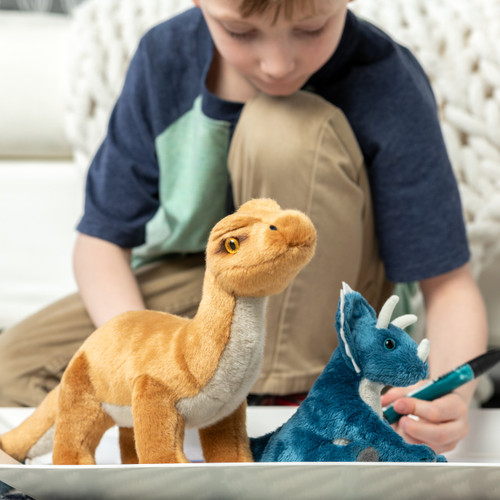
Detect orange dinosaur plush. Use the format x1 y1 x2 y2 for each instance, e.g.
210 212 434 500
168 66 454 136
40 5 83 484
0 198 316 465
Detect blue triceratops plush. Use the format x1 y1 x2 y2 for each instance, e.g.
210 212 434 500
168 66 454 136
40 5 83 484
251 283 446 463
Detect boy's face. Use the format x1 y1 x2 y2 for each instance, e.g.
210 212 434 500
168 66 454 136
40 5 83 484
194 0 351 98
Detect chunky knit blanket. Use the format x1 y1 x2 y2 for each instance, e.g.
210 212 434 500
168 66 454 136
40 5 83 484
352 0 500 277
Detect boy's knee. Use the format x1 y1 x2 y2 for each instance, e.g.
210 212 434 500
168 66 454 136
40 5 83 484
229 90 364 186
236 92 335 157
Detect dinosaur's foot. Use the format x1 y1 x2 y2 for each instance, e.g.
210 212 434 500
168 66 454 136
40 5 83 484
356 447 379 462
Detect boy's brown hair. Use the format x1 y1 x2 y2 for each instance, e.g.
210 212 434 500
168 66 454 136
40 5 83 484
239 0 316 21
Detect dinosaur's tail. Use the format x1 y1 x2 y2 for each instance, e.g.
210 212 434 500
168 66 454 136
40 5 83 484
249 431 275 461
0 385 59 463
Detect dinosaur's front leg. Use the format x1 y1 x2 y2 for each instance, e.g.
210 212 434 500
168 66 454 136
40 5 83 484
131 375 189 463
119 427 139 464
198 401 253 462
366 419 443 462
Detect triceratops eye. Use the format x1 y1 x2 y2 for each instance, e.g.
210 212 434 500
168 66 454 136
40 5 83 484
384 338 396 351
224 237 240 254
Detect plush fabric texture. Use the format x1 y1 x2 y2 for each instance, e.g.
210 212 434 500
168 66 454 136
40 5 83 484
251 284 447 463
0 199 316 465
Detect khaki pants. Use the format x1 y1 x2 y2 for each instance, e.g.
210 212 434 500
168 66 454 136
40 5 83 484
0 91 390 407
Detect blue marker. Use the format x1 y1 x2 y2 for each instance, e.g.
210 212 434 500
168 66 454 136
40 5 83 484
384 349 500 424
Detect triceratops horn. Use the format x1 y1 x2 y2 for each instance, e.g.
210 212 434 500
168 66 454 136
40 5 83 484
417 338 430 362
376 295 399 329
391 314 418 331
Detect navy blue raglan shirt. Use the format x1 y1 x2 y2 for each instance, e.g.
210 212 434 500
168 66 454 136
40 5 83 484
77 7 470 282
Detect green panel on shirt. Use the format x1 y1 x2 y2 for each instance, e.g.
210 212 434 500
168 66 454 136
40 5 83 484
131 96 231 268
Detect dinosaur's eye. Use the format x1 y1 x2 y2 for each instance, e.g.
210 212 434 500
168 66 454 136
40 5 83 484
269 225 277 231
384 338 396 351
224 237 240 254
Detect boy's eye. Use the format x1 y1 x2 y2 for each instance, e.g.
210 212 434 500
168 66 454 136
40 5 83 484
295 26 325 38
226 29 257 40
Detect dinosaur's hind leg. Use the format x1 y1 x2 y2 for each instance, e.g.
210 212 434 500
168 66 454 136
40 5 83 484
199 402 253 462
304 440 380 462
0 386 60 463
52 353 113 465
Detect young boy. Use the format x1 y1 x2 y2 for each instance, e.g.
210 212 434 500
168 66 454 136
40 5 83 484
0 0 487 455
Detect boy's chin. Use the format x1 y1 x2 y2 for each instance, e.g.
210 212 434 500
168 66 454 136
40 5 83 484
238 72 308 98
256 84 304 97
263 89 299 97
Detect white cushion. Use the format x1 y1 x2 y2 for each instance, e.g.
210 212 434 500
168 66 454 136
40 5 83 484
0 160 84 328
0 12 72 158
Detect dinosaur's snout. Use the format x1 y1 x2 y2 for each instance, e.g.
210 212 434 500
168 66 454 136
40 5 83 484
274 211 317 249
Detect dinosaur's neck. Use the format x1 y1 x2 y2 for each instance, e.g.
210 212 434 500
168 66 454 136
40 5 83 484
308 352 385 419
189 269 235 347
359 378 384 418
193 270 235 328
187 294 267 427
176 271 267 427
330 351 385 418
185 270 266 386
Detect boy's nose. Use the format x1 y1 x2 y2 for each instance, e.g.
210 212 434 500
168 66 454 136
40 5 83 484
260 45 295 80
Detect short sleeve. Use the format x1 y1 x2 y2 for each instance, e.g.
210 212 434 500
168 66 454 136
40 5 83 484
77 37 160 248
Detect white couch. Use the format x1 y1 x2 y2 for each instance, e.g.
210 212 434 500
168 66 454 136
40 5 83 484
1 0 500 356
0 11 84 327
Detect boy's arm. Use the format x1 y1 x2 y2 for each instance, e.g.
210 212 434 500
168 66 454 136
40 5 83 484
421 263 488 402
381 263 488 453
73 233 146 328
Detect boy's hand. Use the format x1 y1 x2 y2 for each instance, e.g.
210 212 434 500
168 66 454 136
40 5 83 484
381 384 469 453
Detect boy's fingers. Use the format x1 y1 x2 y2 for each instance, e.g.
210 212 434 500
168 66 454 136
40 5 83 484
399 413 468 453
380 387 407 406
391 393 469 453
381 380 428 407
382 380 428 406
393 392 467 423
